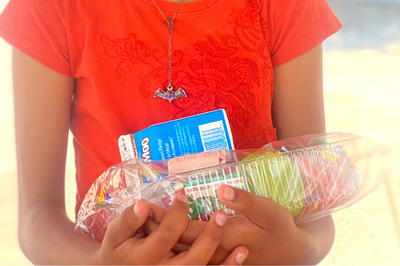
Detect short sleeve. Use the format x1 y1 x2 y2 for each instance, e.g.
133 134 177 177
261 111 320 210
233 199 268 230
0 0 72 76
269 0 341 67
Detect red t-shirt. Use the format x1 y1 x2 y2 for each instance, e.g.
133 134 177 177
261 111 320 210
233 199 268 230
0 0 341 215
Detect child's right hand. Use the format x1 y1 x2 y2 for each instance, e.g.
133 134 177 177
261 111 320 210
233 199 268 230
93 194 248 265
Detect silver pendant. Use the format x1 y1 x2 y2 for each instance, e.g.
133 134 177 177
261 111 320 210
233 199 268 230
153 83 187 102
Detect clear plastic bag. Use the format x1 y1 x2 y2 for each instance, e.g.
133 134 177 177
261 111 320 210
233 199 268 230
75 132 382 242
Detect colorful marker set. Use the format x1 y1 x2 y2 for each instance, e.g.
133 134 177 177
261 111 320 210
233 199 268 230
75 132 376 242
154 140 358 222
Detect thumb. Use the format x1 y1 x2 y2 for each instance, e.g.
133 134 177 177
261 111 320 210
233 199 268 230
102 199 150 249
217 185 293 230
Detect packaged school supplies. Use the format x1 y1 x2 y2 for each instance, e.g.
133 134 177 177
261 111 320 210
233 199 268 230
118 109 234 162
75 132 381 242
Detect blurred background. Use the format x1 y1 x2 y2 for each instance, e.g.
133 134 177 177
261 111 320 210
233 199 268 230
0 0 399 264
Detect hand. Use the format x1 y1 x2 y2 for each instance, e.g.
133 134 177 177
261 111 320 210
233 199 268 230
94 194 249 265
145 185 329 265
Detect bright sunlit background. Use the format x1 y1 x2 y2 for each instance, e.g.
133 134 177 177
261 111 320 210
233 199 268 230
1 0 399 264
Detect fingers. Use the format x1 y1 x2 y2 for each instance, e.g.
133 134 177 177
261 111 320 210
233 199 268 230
143 194 190 262
217 185 293 230
142 215 159 236
148 203 167 224
102 199 149 249
180 211 227 265
142 204 166 237
145 205 207 246
143 216 192 253
176 220 207 249
143 215 208 253
220 246 249 265
143 203 167 235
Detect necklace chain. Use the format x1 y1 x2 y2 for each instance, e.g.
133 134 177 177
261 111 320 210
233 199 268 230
152 0 184 86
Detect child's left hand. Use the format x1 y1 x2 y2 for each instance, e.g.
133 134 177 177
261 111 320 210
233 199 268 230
144 185 335 265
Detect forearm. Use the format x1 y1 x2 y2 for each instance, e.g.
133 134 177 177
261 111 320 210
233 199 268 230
19 200 100 265
11 48 99 264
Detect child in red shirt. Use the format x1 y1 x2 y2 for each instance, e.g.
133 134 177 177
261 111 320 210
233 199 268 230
0 0 341 264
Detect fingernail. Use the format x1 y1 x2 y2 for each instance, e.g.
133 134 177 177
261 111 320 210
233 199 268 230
215 213 227 227
223 186 235 201
134 203 140 216
236 252 248 264
176 194 188 204
148 209 154 218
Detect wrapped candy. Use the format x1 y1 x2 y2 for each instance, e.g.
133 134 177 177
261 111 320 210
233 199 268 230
75 132 381 242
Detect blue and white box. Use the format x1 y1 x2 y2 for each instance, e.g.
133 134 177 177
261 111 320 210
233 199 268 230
118 109 234 162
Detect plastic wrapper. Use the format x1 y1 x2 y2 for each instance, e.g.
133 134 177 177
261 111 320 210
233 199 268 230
75 132 382 242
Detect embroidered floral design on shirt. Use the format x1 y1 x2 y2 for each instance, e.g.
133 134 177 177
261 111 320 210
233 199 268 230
193 35 239 58
100 33 165 84
227 0 263 52
154 35 273 149
100 0 276 148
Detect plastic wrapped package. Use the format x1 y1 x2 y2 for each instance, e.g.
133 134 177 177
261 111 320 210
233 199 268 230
75 132 381 242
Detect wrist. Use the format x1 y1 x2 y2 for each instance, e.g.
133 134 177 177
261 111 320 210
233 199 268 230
296 215 336 265
297 227 321 265
90 250 103 265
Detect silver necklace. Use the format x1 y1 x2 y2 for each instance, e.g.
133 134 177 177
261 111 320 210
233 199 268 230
153 0 187 103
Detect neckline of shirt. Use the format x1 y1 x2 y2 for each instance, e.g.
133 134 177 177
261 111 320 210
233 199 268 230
137 0 221 14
